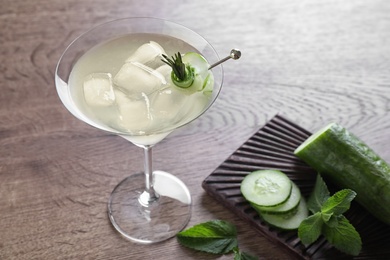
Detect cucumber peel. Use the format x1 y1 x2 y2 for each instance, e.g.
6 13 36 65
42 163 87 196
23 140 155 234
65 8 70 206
170 66 195 88
260 198 309 230
162 52 213 94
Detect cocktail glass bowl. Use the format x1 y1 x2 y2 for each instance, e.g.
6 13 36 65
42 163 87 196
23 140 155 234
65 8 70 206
55 17 223 244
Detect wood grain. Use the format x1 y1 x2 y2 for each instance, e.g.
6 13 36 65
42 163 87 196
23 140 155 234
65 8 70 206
1 0 390 259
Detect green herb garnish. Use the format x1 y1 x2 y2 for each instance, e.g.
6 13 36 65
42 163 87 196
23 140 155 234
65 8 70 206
177 220 258 259
177 220 237 254
161 52 195 88
298 174 362 256
233 247 259 260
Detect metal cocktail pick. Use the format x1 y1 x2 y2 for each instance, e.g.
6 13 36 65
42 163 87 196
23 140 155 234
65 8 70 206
209 49 241 70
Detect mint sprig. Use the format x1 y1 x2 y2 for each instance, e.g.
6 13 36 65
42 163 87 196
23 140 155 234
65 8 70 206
177 220 258 259
161 52 195 88
307 172 330 212
298 174 362 256
233 247 259 260
323 215 362 255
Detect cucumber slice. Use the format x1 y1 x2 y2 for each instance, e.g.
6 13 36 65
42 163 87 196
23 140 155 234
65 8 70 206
252 181 301 214
182 52 209 75
260 197 308 230
202 71 214 95
241 170 292 207
181 52 213 93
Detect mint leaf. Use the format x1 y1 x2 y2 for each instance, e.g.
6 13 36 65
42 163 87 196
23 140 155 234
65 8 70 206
298 212 323 245
321 212 333 222
298 174 361 256
323 215 362 256
233 247 259 260
307 174 330 213
325 214 341 228
177 220 238 254
321 189 356 215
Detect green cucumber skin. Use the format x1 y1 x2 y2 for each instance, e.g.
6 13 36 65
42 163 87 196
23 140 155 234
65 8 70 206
259 198 308 230
294 123 390 226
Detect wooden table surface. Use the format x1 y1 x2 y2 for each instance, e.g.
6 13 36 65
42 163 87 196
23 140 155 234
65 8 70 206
1 0 389 259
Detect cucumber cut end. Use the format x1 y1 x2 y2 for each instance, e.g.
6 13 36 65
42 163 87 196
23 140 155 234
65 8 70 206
294 123 336 155
241 170 292 207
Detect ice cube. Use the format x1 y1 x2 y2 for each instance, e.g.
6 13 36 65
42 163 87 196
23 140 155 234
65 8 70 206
179 93 208 121
83 73 115 107
126 41 166 68
155 64 171 79
150 85 189 124
113 61 166 98
114 89 152 131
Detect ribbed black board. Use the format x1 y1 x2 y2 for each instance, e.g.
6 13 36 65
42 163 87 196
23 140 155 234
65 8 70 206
202 114 390 259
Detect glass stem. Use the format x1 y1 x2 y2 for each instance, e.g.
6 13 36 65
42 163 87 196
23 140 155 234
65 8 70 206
138 145 159 206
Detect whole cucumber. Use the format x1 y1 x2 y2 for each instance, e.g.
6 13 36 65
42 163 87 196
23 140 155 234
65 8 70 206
294 123 390 226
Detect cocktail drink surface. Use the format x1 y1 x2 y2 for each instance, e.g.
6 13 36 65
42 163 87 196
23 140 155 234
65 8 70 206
68 33 214 145
55 18 223 244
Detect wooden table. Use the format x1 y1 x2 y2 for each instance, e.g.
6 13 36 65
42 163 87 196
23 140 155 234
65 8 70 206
1 0 389 259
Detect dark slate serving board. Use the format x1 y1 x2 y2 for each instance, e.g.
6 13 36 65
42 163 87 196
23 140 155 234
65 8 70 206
202 114 390 259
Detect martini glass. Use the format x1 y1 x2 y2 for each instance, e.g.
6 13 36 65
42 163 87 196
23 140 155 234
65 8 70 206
55 17 224 243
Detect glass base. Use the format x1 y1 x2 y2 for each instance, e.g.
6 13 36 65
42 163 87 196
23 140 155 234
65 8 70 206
108 171 192 244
